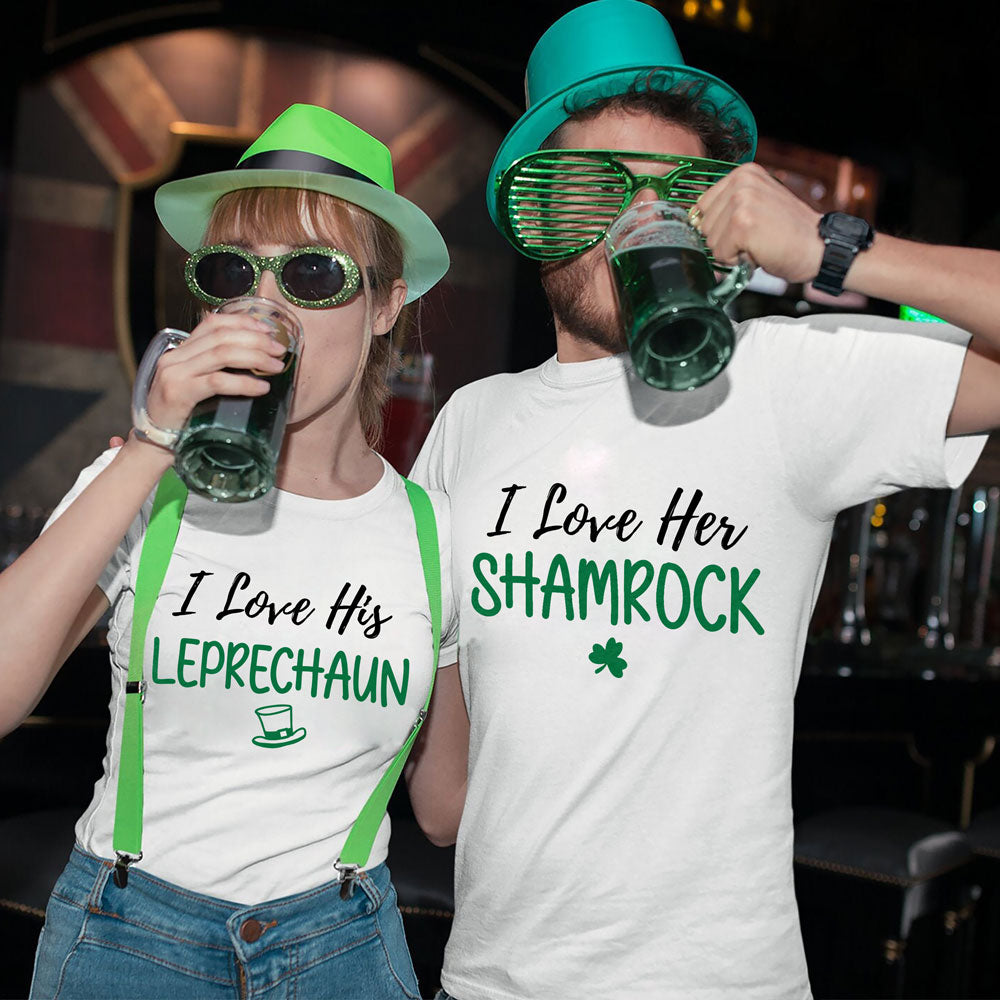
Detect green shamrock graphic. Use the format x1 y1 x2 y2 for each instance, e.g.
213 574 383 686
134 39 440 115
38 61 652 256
590 638 628 678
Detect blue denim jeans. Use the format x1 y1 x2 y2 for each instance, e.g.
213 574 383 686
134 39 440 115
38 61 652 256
30 846 420 999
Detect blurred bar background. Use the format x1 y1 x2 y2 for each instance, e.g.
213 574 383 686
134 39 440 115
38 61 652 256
2 1 1000 997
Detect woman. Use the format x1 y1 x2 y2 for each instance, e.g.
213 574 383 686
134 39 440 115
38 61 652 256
0 103 468 999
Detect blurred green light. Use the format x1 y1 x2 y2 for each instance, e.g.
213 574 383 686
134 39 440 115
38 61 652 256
900 305 945 323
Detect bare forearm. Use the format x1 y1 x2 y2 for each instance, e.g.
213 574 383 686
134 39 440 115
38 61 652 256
404 661 469 846
0 311 292 733
0 438 172 733
406 767 467 848
697 164 1000 344
847 236 1000 346
698 164 1000 434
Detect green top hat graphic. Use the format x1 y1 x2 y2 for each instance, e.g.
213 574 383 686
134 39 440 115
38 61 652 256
155 104 449 304
486 0 758 226
252 704 306 748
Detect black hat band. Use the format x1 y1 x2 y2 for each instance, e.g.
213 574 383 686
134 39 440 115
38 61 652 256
237 149 378 185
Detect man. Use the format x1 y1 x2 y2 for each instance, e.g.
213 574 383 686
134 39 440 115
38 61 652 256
405 2 1000 997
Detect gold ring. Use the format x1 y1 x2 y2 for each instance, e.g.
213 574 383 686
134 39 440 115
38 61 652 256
688 205 704 231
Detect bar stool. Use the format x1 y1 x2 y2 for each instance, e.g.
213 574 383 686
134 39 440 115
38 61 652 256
967 806 1000 997
794 806 975 998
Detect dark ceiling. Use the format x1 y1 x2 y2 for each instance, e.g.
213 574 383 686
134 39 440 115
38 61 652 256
4 0 999 246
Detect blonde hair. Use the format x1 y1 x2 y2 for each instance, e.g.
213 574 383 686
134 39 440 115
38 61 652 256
202 187 411 449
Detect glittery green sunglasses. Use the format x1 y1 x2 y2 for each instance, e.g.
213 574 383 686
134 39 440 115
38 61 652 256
494 149 738 261
185 244 362 308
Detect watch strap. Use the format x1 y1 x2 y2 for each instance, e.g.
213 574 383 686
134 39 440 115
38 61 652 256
814 241 858 296
813 212 872 296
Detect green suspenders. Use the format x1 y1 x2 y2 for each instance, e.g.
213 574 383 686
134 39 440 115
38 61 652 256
111 470 187 886
111 470 443 895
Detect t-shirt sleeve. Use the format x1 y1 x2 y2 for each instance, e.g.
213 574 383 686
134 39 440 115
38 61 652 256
747 313 988 520
408 402 454 495
42 447 141 604
426 489 459 668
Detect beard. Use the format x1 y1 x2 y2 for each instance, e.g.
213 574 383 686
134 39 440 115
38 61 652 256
539 249 627 353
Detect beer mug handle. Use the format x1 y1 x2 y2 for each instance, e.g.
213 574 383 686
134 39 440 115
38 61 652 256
131 328 189 448
709 253 754 308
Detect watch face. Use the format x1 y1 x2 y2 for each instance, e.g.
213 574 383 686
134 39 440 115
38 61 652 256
823 211 873 245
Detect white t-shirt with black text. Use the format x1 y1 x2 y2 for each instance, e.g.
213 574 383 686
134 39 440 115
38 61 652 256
409 313 986 1000
50 452 457 903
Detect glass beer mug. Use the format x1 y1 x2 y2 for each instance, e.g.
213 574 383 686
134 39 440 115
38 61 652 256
132 297 303 502
605 201 752 391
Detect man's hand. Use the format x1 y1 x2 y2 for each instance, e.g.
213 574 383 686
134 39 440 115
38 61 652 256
696 162 1000 436
694 162 824 283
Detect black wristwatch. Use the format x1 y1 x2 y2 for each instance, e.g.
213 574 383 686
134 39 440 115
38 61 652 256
813 211 874 296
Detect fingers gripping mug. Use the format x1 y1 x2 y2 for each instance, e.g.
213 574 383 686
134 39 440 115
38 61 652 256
605 201 752 391
131 297 303 502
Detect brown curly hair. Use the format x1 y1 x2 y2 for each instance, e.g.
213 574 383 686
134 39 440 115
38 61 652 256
545 74 753 163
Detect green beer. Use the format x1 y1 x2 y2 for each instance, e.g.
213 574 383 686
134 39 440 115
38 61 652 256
176 298 301 502
605 202 751 391
611 245 734 390
175 346 298 501
131 297 303 502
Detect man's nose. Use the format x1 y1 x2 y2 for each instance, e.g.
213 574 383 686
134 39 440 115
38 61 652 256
625 183 661 209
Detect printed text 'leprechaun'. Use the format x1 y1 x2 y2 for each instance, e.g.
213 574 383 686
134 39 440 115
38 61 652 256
149 637 410 706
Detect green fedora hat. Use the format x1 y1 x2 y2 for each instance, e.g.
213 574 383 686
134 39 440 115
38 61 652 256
155 104 449 304
486 0 757 226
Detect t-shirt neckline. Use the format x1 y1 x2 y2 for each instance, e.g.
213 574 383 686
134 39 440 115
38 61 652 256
539 352 631 388
258 453 397 520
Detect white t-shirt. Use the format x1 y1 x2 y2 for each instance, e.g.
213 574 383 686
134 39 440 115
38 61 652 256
49 450 458 903
409 313 986 1000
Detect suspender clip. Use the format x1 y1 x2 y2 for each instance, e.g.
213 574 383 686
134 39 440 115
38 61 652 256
125 680 146 703
113 851 142 888
335 859 361 900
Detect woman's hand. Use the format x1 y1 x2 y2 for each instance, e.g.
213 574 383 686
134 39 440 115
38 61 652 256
144 312 289 434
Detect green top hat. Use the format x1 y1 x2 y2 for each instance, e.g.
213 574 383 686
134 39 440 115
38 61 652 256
486 0 757 226
155 104 449 304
